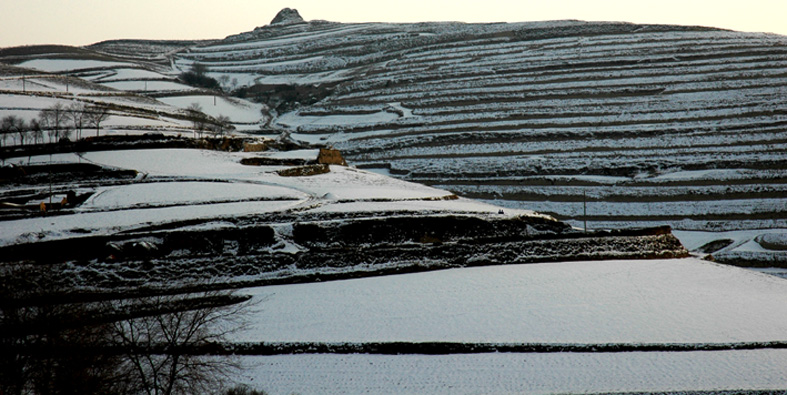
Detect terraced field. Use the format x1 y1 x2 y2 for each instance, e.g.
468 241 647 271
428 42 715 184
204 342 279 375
0 45 268 136
2 14 785 262
3 14 787 393
172 17 787 262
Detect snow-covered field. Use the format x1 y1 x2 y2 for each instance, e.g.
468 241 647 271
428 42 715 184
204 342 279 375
0 148 532 248
235 258 787 344
100 80 192 92
234 350 787 395
19 59 130 72
3 199 301 247
79 181 303 210
157 95 266 124
227 257 787 394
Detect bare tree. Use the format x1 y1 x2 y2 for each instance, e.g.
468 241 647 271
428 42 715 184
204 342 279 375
111 293 250 395
218 75 230 91
29 119 43 144
12 117 28 146
0 116 14 146
2 115 27 146
210 115 233 137
186 103 207 139
39 103 68 143
67 102 87 141
85 104 111 138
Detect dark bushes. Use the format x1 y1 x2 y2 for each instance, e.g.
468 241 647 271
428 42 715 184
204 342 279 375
179 71 220 90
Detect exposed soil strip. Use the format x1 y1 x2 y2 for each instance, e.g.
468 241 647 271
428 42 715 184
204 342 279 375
134 340 787 356
454 190 787 203
10 340 787 358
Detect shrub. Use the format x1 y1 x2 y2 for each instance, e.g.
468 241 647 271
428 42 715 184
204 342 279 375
180 71 221 90
225 384 269 395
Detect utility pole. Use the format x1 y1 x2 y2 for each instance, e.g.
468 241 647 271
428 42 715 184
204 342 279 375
583 191 588 233
49 153 53 209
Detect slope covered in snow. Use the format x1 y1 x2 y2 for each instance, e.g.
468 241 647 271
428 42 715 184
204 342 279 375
2 14 784 263
168 14 787 264
0 46 269 137
9 145 684 292
2 14 786 394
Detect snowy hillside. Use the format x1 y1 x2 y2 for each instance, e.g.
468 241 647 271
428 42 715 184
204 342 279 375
2 14 785 262
167 14 787 263
1 146 686 292
0 46 268 136
2 12 787 393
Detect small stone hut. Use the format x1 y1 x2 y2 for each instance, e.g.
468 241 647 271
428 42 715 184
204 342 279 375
317 148 347 166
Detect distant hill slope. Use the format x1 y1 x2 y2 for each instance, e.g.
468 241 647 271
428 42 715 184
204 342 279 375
0 43 269 137
170 16 787 262
2 13 785 262
87 39 214 63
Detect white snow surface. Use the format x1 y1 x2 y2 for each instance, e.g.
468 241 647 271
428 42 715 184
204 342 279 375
19 59 131 72
77 149 462 202
651 169 753 181
1 149 540 246
274 109 400 129
157 95 266 123
675 229 784 251
79 181 304 211
674 229 787 264
235 258 787 344
87 68 169 82
233 350 787 395
82 149 260 178
2 200 301 247
100 80 193 92
307 197 511 215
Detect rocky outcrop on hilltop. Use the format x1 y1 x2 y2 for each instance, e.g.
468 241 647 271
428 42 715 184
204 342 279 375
270 8 305 25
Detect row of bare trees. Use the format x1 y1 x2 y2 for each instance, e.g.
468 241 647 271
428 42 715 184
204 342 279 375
185 103 233 139
2 100 238 146
0 102 110 147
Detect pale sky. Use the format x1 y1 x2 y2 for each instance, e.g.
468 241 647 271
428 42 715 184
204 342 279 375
2 0 786 48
